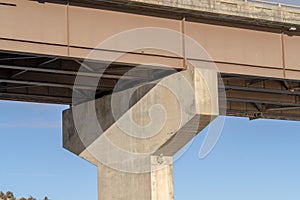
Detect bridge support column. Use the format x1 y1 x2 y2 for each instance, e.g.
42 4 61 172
63 67 219 200
97 156 173 200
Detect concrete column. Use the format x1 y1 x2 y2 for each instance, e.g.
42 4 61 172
97 156 173 200
63 67 218 200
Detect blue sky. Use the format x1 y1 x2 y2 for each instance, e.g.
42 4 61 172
266 0 298 4
0 100 300 200
269 0 299 4
1 0 300 199
0 101 97 199
175 117 300 200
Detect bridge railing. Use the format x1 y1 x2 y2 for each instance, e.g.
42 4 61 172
237 0 300 10
158 0 300 10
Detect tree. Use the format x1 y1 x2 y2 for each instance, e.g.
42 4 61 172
0 191 40 200
27 196 36 200
5 192 14 198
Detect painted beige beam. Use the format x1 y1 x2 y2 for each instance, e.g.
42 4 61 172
1 0 300 80
0 0 67 44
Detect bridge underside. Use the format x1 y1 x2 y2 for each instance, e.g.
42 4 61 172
0 50 299 121
1 0 300 121
1 1 300 200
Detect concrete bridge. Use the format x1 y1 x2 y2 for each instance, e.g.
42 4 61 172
1 0 300 199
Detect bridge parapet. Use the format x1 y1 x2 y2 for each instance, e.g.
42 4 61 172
124 0 300 26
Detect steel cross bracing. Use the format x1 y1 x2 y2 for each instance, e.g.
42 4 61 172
1 0 300 121
0 51 299 121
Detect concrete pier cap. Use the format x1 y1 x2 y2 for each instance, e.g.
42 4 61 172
63 27 226 199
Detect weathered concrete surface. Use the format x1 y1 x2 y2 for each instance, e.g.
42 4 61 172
121 0 300 26
97 156 173 200
63 67 218 199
